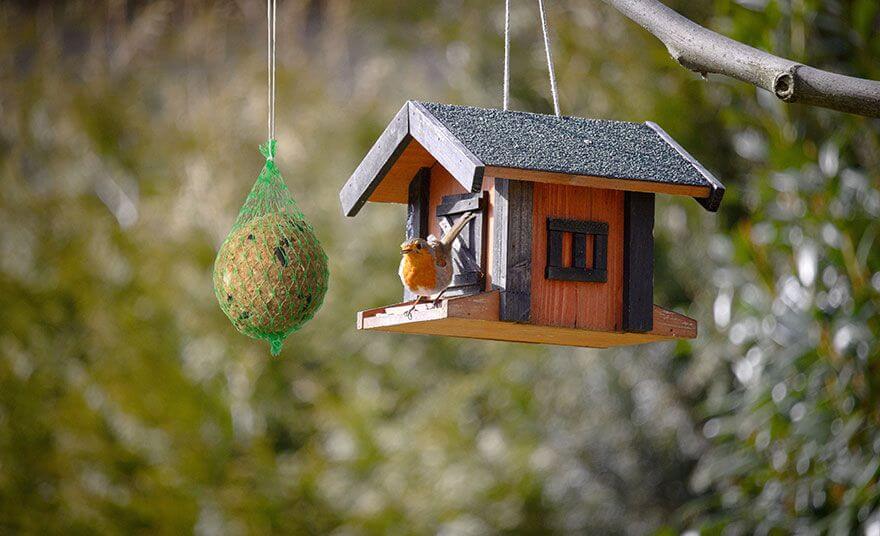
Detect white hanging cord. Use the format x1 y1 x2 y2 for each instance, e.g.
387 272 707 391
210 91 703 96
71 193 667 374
503 0 511 110
267 0 277 143
537 0 561 116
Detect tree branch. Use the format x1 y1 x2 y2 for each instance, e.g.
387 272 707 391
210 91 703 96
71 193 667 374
602 0 880 118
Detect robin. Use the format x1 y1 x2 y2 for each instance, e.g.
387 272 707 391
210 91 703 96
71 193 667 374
399 211 477 316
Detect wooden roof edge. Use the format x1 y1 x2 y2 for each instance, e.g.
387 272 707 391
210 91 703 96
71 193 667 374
339 102 411 217
408 101 485 193
482 166 711 198
644 121 725 212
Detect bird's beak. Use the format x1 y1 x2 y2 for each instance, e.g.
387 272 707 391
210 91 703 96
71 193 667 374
400 243 415 254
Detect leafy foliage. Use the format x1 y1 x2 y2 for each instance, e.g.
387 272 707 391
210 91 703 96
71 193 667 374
0 0 878 533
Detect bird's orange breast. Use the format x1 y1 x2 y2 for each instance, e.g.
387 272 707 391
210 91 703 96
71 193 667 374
401 251 437 291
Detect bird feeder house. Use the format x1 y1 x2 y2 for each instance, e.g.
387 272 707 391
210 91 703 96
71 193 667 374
339 102 724 348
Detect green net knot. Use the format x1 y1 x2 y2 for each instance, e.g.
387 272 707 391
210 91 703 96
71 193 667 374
259 140 279 180
267 334 284 356
259 139 277 161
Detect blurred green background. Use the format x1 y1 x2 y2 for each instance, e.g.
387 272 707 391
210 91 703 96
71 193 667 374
1 0 879 533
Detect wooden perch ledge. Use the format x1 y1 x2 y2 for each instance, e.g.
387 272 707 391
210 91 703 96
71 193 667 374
603 0 880 118
357 292 697 348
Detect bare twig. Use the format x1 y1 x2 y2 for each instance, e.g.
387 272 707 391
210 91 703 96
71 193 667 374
602 0 880 118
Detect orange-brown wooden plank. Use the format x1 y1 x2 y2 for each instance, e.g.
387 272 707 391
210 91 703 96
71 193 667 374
651 304 698 338
531 184 575 327
561 232 573 268
427 163 469 239
369 139 435 203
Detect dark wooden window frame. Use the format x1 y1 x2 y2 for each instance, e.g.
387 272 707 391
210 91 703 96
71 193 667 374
545 218 608 283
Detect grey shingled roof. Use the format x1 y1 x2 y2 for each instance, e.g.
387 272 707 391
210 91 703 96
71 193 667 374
339 101 724 216
418 101 715 190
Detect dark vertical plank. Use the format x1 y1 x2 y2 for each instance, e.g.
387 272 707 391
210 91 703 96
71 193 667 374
594 234 608 273
623 191 655 332
546 230 563 268
493 179 532 322
572 233 587 268
406 167 430 240
403 167 430 301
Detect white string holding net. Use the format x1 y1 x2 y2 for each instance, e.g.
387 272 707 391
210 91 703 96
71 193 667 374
267 0 277 146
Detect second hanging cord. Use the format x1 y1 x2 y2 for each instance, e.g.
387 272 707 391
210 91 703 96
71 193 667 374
502 0 561 116
537 0 561 116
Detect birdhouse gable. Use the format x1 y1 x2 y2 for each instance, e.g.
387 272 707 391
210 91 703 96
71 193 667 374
339 102 485 217
339 101 725 217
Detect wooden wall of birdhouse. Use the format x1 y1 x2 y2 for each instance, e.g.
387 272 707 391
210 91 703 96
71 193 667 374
529 184 625 331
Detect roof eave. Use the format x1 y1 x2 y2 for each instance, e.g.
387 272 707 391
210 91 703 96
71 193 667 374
339 103 411 217
644 121 725 212
408 102 485 194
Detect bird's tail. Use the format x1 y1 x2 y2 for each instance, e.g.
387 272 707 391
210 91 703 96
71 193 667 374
440 211 477 249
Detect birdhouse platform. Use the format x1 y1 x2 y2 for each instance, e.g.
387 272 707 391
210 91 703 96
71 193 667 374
357 292 696 348
341 101 724 349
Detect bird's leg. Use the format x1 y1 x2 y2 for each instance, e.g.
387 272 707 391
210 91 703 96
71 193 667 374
403 295 423 319
431 289 447 308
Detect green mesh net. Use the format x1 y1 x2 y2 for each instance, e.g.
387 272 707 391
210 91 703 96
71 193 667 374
213 140 329 355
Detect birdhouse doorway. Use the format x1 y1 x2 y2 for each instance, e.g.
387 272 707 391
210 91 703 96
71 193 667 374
405 163 488 302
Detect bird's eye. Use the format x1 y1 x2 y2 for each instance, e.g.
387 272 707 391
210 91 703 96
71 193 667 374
415 243 421 250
